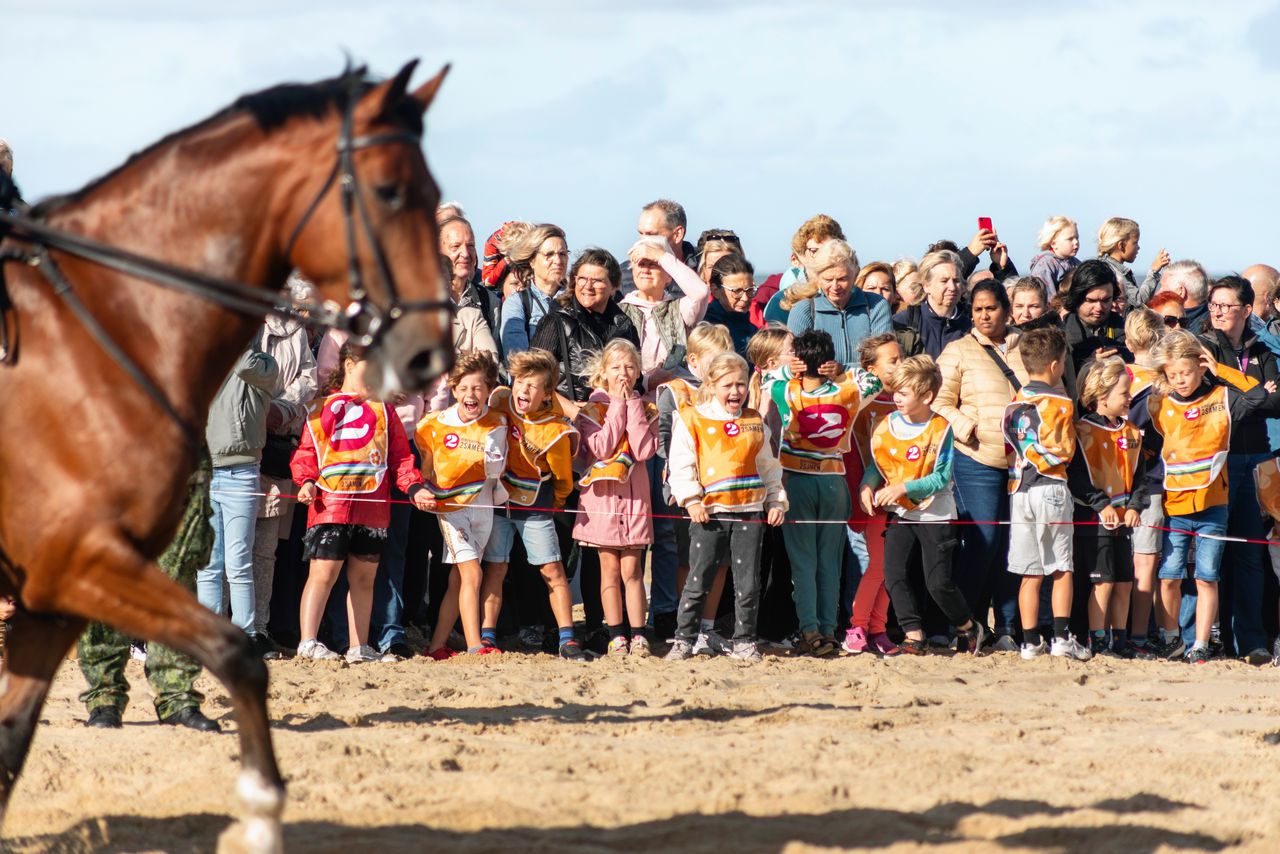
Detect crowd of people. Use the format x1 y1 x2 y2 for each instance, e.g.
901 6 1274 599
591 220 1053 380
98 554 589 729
211 199 1280 669
12 124 1280 677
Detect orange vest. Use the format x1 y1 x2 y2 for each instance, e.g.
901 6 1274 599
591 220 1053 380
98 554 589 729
1004 388 1075 493
414 408 506 511
869 413 951 512
1076 418 1141 508
1214 362 1259 393
779 376 865 475
1254 457 1280 524
659 377 698 410
577 400 658 487
305 393 390 494
678 405 767 511
853 393 896 469
1128 364 1157 399
1151 385 1230 496
491 387 577 506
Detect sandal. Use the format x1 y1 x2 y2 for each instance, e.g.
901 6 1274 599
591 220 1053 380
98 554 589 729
801 631 836 657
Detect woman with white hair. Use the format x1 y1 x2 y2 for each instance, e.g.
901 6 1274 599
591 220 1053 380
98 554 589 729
784 240 892 369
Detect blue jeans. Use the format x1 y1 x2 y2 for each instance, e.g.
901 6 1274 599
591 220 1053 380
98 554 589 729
951 453 1014 634
648 456 679 619
328 483 412 652
1159 504 1228 646
198 463 261 635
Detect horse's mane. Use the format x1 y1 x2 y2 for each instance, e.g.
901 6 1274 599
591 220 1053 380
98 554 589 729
32 64 422 218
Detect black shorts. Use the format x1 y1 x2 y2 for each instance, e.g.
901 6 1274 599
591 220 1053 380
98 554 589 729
1073 523 1134 584
302 524 388 561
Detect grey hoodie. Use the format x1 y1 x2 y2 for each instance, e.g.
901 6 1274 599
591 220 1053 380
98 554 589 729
206 348 279 468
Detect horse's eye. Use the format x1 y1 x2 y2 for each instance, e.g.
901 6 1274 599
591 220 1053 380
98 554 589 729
375 184 405 211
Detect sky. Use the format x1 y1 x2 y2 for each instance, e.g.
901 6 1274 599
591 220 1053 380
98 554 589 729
4 0 1280 275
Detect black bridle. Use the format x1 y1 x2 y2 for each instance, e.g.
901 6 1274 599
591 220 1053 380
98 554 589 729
0 76 453 450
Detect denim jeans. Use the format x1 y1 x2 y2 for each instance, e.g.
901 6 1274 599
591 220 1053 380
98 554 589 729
647 455 679 620
951 453 1014 634
1159 504 1229 647
198 463 260 635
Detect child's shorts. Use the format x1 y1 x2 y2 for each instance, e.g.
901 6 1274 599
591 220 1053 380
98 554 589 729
1074 524 1135 584
1007 481 1073 576
1131 500 1164 556
437 505 494 565
1158 505 1227 583
483 511 561 565
302 523 388 561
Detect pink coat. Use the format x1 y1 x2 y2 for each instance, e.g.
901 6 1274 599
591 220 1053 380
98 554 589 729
572 391 658 548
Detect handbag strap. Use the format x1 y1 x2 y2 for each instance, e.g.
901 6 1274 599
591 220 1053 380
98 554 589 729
980 342 1022 392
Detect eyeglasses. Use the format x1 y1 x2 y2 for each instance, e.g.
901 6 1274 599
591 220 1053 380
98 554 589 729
575 276 611 289
718 285 756 298
538 250 570 260
1161 315 1186 328
1208 301 1243 314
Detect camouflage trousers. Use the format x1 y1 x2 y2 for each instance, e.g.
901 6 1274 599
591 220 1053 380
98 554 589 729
78 458 214 720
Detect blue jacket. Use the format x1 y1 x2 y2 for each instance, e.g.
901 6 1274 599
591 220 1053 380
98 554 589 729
785 289 892 369
705 300 757 361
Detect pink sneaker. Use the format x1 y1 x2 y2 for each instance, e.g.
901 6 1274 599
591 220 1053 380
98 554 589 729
842 626 868 654
871 632 900 656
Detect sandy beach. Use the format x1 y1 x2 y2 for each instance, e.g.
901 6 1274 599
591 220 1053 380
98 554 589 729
6 644 1280 853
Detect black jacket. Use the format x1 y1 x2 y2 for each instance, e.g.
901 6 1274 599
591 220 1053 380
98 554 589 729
530 297 640 402
1063 311 1131 400
893 301 971 359
1199 327 1280 455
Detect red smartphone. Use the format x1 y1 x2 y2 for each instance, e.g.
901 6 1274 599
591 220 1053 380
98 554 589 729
978 216 993 232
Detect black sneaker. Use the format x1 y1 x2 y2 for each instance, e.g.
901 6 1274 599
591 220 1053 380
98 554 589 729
380 641 414 661
1089 635 1110 657
1185 645 1212 665
1124 641 1155 660
1150 636 1187 661
558 639 589 661
249 633 284 660
1109 641 1137 660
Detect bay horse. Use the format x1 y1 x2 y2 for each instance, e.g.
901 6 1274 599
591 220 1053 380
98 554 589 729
0 59 452 851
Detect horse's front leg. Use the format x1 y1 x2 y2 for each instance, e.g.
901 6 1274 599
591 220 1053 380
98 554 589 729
41 529 285 853
0 611 86 820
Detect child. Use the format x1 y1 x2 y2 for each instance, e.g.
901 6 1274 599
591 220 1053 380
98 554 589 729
415 352 508 658
574 340 659 656
1003 326 1091 660
846 332 902 655
746 324 794 430
778 330 882 656
1122 308 1168 658
291 343 434 663
1144 330 1273 663
481 350 586 660
1253 457 1280 665
1028 215 1081 299
860 355 982 655
1067 357 1149 658
655 322 735 654
666 352 787 662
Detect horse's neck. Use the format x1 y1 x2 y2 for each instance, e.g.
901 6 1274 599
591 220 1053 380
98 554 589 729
48 114 304 419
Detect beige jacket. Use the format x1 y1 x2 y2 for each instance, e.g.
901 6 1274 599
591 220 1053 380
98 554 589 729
933 329 1031 469
454 304 499 361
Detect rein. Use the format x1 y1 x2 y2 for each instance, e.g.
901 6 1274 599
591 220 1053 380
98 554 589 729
0 75 453 451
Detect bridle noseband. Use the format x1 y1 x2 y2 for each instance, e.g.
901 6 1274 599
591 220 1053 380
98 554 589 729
0 77 453 449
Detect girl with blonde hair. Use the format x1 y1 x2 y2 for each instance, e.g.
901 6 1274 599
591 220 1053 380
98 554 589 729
1028 215 1080 299
1097 216 1169 308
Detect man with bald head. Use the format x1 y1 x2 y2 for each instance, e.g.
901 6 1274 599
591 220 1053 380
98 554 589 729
1243 264 1280 322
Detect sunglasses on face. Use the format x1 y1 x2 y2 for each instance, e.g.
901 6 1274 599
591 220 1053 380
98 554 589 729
1162 315 1186 328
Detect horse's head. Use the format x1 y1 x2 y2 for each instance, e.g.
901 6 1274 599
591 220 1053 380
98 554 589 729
284 60 453 395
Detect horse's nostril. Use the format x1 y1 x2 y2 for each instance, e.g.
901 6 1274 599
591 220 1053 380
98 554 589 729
407 348 452 388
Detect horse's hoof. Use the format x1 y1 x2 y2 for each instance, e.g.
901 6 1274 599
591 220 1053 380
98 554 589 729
216 817 283 854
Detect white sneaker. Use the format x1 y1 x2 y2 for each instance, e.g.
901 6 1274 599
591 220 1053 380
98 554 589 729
1050 634 1093 661
665 638 694 661
297 638 339 661
1020 640 1047 660
345 644 380 664
727 640 762 662
129 644 147 663
692 631 727 657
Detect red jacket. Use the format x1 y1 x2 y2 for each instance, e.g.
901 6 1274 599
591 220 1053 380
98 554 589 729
751 273 782 328
290 413 424 529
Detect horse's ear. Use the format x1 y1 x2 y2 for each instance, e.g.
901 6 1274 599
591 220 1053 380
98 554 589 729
408 64 450 114
370 59 420 122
